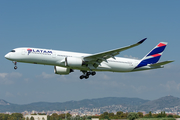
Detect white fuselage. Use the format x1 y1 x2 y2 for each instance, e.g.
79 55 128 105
5 47 145 72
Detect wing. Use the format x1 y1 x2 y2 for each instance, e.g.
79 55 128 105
82 38 147 69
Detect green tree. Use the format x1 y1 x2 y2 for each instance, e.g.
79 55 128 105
54 113 71 120
167 114 174 118
104 115 109 120
47 115 51 120
112 115 119 119
30 116 34 120
59 114 65 119
103 112 108 116
26 117 30 120
67 113 72 118
75 115 80 120
21 117 25 120
0 114 3 120
116 111 123 116
161 111 167 117
152 114 158 118
173 114 180 118
120 112 128 119
157 114 162 118
115 111 123 119
148 111 152 118
38 113 46 115
0 114 10 120
137 112 143 118
108 113 114 119
87 116 92 119
50 113 59 120
31 114 37 115
11 113 23 120
127 112 139 120
7 116 17 120
81 116 87 120
99 112 109 120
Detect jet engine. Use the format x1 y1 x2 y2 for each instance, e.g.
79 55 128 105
54 66 73 75
66 57 83 67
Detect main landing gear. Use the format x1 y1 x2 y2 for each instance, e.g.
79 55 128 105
13 61 18 70
80 71 96 79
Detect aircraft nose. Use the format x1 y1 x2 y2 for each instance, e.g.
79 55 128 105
5 53 9 59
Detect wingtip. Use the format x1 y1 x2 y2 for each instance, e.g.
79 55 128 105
169 60 175 63
138 38 147 44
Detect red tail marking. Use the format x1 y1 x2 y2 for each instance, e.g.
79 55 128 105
151 54 161 57
157 43 166 47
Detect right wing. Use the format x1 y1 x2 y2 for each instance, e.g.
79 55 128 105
82 38 147 69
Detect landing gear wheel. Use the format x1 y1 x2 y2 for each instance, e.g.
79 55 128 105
80 75 84 79
84 75 89 79
14 66 17 70
13 61 18 70
87 72 91 76
92 72 96 76
79 71 97 79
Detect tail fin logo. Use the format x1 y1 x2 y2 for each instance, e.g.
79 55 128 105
146 42 167 57
135 42 167 68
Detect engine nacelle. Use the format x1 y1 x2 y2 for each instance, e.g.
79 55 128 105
54 66 72 75
66 57 83 67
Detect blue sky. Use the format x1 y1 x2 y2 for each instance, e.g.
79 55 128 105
0 1 180 104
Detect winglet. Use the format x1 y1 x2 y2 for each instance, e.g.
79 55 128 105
138 38 147 44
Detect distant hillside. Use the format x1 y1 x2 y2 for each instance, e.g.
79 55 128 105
1 96 180 113
0 97 148 112
138 95 180 112
0 99 10 106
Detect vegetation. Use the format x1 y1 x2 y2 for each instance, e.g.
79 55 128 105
127 112 139 120
0 113 24 120
138 118 176 120
0 111 180 120
48 113 72 120
90 111 180 120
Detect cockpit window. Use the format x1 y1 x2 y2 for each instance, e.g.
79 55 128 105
10 50 16 52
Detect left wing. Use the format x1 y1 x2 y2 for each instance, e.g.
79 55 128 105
82 38 147 69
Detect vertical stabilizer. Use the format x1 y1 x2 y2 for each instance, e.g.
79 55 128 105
135 42 167 68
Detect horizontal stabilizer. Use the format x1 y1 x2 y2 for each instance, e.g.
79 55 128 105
150 60 174 67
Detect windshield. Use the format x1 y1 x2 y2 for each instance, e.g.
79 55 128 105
10 50 15 52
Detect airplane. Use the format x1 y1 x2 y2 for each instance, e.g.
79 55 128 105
4 38 174 79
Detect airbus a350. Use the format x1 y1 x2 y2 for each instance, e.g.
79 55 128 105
5 38 174 79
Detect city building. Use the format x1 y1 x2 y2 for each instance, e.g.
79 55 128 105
24 115 47 120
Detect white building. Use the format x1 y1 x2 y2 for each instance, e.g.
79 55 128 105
91 118 99 120
24 115 47 120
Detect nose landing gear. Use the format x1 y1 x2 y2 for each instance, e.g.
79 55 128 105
13 61 18 70
80 71 96 79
